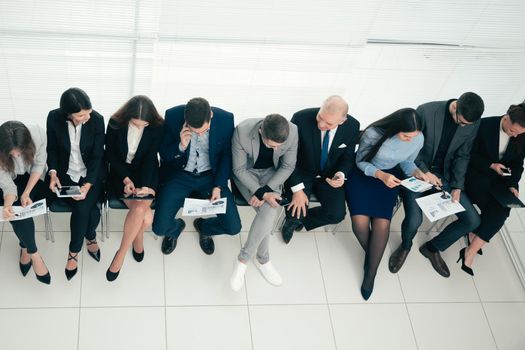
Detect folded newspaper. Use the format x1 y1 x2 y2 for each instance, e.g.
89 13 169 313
401 177 433 192
182 197 227 216
0 199 47 222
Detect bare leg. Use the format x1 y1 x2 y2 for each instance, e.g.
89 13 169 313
109 200 152 273
464 235 486 268
132 207 153 254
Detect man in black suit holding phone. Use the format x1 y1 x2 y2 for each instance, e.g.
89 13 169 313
281 95 360 243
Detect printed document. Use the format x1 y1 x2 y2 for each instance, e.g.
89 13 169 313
0 199 47 222
415 192 465 222
182 198 227 216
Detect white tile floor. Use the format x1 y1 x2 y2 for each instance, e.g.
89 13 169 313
0 206 524 350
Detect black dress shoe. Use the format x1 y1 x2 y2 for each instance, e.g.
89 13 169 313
419 243 450 278
65 252 79 281
281 218 301 244
19 250 32 277
86 239 101 262
33 255 51 285
161 236 178 255
194 218 215 255
388 245 411 273
161 219 185 255
132 248 144 262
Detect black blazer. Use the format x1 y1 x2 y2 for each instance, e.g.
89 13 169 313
105 120 163 191
46 108 105 185
466 116 525 192
287 107 360 187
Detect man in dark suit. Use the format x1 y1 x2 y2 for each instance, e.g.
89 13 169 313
152 97 241 255
281 95 360 243
389 92 485 277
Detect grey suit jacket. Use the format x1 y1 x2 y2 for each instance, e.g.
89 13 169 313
232 118 298 194
0 124 47 197
415 100 480 190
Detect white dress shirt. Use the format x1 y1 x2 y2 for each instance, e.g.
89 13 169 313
66 121 87 183
126 123 145 164
499 118 511 160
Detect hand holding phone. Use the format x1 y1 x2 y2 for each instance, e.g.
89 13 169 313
501 167 512 176
180 122 192 150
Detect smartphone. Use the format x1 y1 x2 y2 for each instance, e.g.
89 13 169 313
501 167 512 176
55 186 82 197
276 197 290 206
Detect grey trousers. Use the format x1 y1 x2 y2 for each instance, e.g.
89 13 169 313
234 168 282 264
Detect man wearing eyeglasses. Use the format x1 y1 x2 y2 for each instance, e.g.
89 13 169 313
281 95 360 243
389 92 484 278
153 97 241 255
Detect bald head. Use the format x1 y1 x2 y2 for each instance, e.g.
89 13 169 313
316 95 349 131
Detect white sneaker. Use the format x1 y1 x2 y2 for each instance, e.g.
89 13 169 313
230 260 247 291
254 259 283 286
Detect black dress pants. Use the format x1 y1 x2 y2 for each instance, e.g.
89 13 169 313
0 174 48 254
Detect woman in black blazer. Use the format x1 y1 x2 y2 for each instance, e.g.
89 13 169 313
462 103 525 274
47 87 105 280
105 95 163 281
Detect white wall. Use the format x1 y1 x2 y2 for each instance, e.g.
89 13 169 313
1 0 525 127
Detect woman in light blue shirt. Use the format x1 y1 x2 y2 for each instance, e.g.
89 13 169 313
345 108 427 300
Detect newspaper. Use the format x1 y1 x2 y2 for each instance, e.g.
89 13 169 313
182 197 227 216
401 177 433 192
0 199 47 222
415 192 465 222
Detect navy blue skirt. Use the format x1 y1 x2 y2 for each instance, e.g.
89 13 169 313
344 167 402 220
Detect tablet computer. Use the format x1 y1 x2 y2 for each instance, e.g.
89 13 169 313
54 186 82 197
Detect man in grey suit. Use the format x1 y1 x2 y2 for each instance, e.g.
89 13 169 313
389 92 484 277
229 114 298 291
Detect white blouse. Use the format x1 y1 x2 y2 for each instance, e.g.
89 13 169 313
67 121 87 183
126 122 144 164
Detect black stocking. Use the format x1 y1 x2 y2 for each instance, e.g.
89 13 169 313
362 218 391 290
351 215 371 251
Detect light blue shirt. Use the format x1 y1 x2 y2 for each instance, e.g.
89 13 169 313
356 127 424 178
183 130 212 173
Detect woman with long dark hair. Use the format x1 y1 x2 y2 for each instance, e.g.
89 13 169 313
462 103 525 274
105 95 163 281
0 121 51 284
344 108 427 300
46 87 105 280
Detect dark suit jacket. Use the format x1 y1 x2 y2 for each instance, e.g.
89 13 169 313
105 120 163 191
287 107 360 187
466 116 525 193
415 100 480 190
159 105 234 188
46 108 105 185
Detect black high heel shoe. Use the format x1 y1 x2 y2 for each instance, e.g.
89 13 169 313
19 250 32 277
86 239 101 262
465 234 482 255
33 255 51 285
106 252 121 282
132 247 144 263
457 247 474 276
65 252 78 281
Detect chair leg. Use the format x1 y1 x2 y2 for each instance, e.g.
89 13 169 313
44 209 50 241
47 208 55 243
99 205 105 242
273 208 286 234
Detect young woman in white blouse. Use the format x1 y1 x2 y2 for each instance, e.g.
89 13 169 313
46 88 105 281
105 95 164 281
0 121 51 284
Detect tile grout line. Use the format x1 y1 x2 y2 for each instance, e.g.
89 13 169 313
313 232 338 350
241 233 255 350
77 245 86 350
470 263 500 350
390 237 421 350
163 253 168 350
